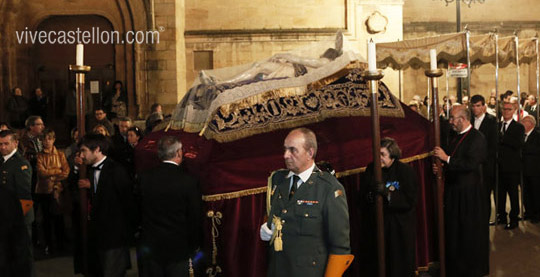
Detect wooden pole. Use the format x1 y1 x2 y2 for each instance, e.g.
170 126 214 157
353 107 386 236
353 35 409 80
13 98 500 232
364 70 385 277
69 64 91 275
426 68 446 277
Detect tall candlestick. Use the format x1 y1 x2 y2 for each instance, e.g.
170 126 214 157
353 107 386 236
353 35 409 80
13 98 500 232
76 44 84 66
430 49 437 70
368 40 377 72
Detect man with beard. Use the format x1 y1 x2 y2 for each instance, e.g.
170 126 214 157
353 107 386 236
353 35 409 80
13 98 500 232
433 105 489 276
78 134 136 276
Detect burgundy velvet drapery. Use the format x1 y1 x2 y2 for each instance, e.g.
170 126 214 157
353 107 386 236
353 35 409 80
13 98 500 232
136 106 438 276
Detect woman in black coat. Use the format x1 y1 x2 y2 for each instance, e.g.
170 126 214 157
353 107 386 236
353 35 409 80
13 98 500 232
362 137 418 277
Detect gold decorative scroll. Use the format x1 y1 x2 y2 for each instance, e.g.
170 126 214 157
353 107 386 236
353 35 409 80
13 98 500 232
204 67 404 143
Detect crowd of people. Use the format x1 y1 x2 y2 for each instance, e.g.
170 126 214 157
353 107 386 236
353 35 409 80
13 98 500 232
1 88 178 277
2 86 538 277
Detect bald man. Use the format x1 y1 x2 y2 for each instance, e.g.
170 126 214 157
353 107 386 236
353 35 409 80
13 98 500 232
261 128 351 277
433 105 489 276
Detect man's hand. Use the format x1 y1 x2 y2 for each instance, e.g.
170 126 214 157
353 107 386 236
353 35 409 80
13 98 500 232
372 182 388 196
433 146 449 162
260 222 275 241
78 179 91 189
74 153 83 166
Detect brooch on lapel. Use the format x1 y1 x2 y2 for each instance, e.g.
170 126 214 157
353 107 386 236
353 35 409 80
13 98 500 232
386 181 400 192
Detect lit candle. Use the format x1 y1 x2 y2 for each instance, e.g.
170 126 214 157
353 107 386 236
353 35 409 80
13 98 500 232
76 44 84 66
368 40 377 72
430 49 437 70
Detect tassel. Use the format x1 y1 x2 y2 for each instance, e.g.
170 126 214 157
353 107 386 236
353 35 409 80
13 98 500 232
189 258 194 277
272 216 283 251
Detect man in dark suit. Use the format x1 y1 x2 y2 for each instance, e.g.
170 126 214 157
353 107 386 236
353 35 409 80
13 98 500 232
78 134 136 276
261 128 351 277
138 136 202 277
498 101 525 229
87 108 115 136
433 105 489 276
525 94 538 120
0 130 34 276
470 95 498 223
111 117 132 170
520 115 540 223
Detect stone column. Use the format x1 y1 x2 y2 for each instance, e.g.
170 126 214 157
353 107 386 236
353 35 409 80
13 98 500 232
145 0 186 115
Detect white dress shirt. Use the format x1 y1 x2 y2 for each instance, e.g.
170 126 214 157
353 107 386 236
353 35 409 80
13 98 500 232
286 162 315 191
2 148 17 163
474 113 485 130
92 156 107 193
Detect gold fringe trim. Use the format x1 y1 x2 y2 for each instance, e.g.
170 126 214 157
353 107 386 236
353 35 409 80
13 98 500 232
335 152 432 178
202 186 268 202
202 152 431 202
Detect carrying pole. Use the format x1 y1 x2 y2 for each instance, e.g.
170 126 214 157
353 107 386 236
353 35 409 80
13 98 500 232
426 67 446 277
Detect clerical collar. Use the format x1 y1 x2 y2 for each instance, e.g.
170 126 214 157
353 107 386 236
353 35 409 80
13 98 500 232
459 124 472 135
287 162 315 183
92 156 107 169
163 160 179 166
2 148 17 162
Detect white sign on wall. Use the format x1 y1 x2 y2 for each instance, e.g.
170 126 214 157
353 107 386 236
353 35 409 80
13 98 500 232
90 81 100 94
448 63 468 78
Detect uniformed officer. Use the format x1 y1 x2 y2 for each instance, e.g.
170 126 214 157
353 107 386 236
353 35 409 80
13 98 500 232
0 129 34 276
260 127 352 277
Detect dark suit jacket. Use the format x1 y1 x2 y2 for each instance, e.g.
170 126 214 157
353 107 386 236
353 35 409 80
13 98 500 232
498 120 525 173
522 128 540 176
111 134 134 176
473 113 498 178
88 157 136 251
139 162 202 263
525 104 538 120
0 186 30 277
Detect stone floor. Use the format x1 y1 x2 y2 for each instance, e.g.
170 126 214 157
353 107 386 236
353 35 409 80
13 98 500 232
34 221 540 276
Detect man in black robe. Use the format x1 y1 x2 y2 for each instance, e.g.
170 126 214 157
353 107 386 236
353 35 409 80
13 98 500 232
433 105 489 276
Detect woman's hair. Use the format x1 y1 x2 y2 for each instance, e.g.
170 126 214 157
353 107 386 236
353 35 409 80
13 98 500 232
127 126 144 141
381 137 402 160
92 124 110 137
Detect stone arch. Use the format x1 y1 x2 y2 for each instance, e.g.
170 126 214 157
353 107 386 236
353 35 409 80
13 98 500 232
0 0 150 121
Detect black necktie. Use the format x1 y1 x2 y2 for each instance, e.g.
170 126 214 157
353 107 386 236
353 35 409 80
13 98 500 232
290 175 300 199
91 160 105 171
501 122 507 136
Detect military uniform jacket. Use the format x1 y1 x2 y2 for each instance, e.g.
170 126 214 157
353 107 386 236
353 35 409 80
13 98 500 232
267 167 350 277
1 151 32 201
